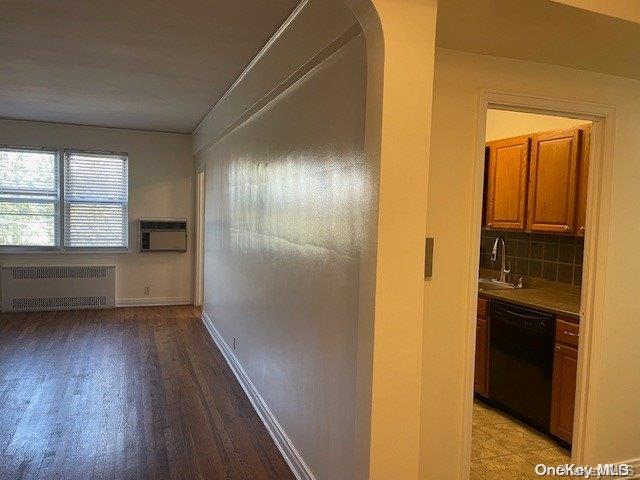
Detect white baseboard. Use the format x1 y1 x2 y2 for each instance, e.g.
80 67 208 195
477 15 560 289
620 457 640 479
583 457 640 479
116 297 191 307
201 311 315 480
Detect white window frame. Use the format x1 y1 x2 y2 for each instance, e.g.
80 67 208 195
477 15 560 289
62 149 130 252
0 145 61 252
0 145 130 253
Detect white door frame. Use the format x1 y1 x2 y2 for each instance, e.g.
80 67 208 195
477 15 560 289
194 168 206 307
461 89 616 475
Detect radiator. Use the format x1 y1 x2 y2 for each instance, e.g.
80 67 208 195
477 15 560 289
1 266 116 312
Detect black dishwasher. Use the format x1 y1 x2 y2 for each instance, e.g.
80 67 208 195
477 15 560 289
489 301 555 431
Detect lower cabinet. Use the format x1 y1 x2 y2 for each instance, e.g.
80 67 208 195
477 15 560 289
475 299 579 443
474 298 489 397
550 318 580 443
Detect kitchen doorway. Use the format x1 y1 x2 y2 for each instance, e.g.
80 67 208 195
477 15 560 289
462 92 614 479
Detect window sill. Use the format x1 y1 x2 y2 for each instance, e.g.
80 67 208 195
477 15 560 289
0 248 133 255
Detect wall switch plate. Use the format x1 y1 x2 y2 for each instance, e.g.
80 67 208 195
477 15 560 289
144 286 151 295
425 237 434 278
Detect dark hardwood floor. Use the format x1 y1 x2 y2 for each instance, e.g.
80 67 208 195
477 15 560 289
0 306 295 480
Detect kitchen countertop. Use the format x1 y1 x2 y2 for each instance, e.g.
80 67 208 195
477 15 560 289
478 274 581 321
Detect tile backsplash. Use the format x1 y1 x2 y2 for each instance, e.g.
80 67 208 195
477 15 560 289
480 229 584 285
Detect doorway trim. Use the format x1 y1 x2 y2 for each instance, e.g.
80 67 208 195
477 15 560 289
461 89 615 475
194 168 206 307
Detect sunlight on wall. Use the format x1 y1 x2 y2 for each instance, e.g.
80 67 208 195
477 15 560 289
225 156 369 259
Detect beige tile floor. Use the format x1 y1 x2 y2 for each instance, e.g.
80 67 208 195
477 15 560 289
471 400 570 480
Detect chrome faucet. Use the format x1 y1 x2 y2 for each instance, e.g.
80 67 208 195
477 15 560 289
491 236 511 283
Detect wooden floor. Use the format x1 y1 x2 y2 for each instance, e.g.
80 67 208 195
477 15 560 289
0 306 295 480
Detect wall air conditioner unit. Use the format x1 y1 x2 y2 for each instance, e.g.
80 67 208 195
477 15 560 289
139 219 188 252
1 265 116 312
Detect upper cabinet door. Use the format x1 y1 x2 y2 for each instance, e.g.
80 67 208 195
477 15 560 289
485 135 530 230
527 128 581 233
576 125 591 236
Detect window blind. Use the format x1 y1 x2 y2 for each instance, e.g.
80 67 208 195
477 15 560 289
64 152 129 248
0 148 59 247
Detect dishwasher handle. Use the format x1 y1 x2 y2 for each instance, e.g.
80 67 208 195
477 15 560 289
490 301 554 334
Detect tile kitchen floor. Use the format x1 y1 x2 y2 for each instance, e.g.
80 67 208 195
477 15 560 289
471 400 571 480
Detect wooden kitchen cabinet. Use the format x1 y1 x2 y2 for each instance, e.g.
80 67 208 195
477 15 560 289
474 298 489 397
550 318 580 443
484 135 530 230
576 125 591 236
484 125 591 234
527 128 581 233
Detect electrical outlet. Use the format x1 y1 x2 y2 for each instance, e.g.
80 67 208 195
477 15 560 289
144 286 151 295
233 337 237 350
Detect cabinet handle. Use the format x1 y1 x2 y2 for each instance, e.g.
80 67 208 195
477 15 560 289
555 345 561 351
487 222 493 227
564 225 571 231
563 330 579 337
580 226 585 232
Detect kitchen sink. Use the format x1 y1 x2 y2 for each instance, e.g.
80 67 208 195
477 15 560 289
478 277 521 291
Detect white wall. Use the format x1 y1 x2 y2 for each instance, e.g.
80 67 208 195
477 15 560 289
0 119 195 305
421 47 640 476
485 109 590 141
194 1 373 478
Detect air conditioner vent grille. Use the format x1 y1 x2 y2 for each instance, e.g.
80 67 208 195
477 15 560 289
12 266 108 280
12 296 107 311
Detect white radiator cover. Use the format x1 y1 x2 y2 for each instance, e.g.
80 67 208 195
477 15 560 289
1 265 116 312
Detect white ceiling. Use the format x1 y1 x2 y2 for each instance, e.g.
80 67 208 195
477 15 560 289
0 0 300 133
436 0 640 82
485 110 590 142
551 0 640 24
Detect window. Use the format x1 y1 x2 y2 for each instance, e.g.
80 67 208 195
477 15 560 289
0 147 129 251
64 152 129 249
0 148 59 247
